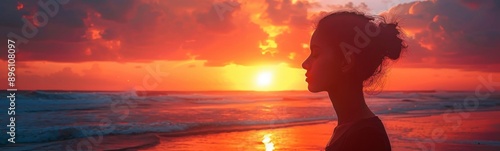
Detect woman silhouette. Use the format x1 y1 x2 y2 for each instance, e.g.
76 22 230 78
302 11 406 151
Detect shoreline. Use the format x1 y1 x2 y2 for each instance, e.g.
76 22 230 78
2 106 500 151
142 107 500 151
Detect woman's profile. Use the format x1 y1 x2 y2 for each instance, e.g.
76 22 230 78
302 11 406 151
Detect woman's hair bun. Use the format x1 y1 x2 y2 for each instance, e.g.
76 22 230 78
378 22 405 60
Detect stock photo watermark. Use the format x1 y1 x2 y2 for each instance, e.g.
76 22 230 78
213 0 240 21
4 0 70 145
3 0 174 148
413 74 500 151
6 39 17 144
339 20 381 72
8 0 70 47
64 64 169 151
344 23 381 60
3 1 496 150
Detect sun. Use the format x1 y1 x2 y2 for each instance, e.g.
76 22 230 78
256 71 273 87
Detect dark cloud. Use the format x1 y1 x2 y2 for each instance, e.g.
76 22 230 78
0 1 29 28
265 0 311 26
0 0 498 72
101 28 119 40
82 0 138 23
383 0 500 72
327 2 371 13
1 0 306 65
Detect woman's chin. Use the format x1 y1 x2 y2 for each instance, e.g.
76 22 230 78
307 85 324 93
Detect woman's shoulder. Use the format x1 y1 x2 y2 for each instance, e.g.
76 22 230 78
326 117 391 151
341 117 391 151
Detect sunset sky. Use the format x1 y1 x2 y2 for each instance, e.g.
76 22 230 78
1 0 499 91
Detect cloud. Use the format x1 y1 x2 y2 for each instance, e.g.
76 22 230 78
327 2 371 12
0 0 314 67
0 0 498 72
382 0 500 72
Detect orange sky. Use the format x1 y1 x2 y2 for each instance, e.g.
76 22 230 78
1 0 499 91
1 59 497 91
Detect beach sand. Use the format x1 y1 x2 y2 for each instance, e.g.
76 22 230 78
138 108 500 151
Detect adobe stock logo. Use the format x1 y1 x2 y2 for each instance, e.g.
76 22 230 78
339 22 382 72
8 0 70 47
213 0 240 21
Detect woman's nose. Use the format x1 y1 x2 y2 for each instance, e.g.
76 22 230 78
302 58 310 70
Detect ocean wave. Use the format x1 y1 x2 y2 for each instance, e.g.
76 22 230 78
0 133 161 151
0 116 334 145
3 90 500 146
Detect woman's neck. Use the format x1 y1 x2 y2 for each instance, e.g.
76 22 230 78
327 84 375 125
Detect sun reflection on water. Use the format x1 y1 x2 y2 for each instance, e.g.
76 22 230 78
262 134 275 151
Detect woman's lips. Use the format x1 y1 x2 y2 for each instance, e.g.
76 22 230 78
305 73 310 82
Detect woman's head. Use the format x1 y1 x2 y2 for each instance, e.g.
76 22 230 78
302 11 406 93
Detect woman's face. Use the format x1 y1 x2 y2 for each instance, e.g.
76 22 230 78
302 29 342 93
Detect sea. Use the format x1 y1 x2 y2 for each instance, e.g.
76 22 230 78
0 90 499 150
